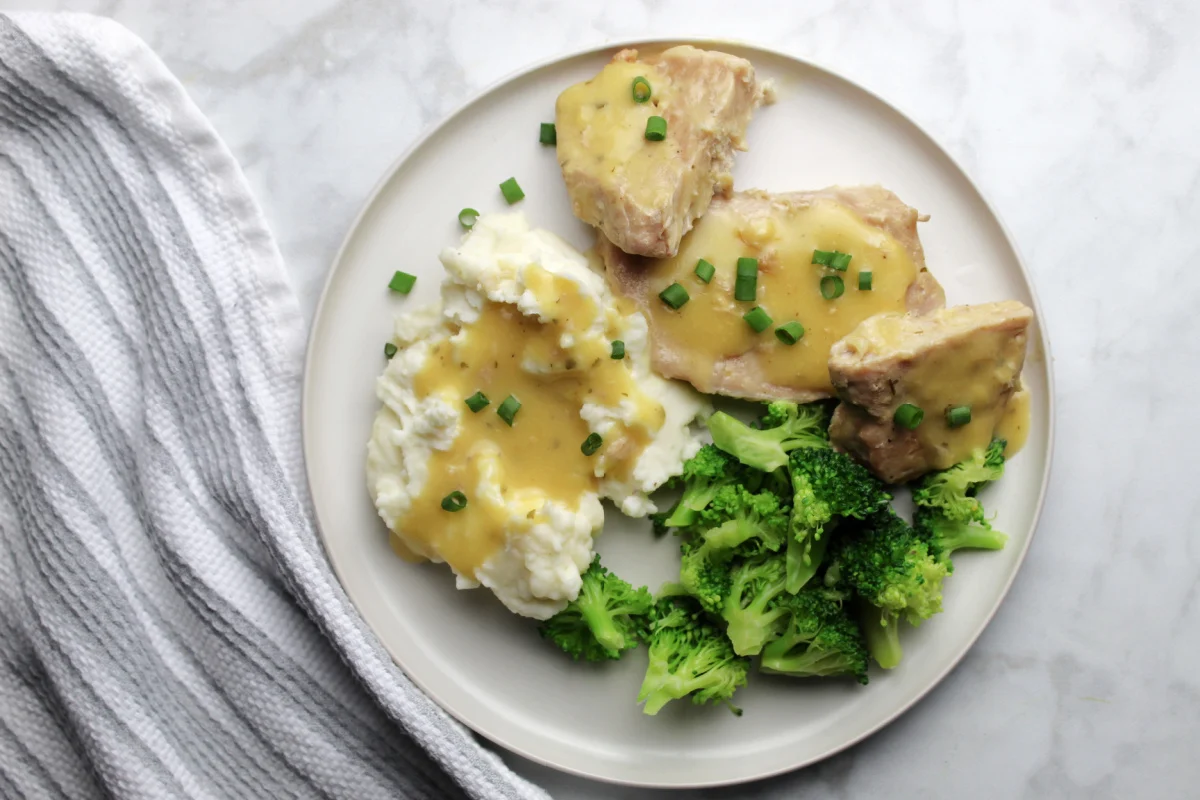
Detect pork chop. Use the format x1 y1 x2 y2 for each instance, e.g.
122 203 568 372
827 300 1034 484
599 186 945 401
556 46 765 258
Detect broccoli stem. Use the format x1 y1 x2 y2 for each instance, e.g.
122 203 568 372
761 646 848 677
861 604 903 669
726 603 788 656
939 523 1008 556
786 532 829 593
578 592 624 654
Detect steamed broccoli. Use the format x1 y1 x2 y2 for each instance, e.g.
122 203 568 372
830 510 949 669
911 439 1007 524
913 506 1008 565
663 445 743 528
759 588 869 684
707 401 831 472
786 448 891 592
910 440 1008 567
677 537 734 613
720 554 791 656
677 485 789 612
638 597 750 715
538 558 653 661
695 484 790 555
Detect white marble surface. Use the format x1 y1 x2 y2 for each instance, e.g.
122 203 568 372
14 0 1200 796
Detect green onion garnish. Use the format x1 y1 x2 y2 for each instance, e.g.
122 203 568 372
496 395 521 426
820 275 845 300
581 433 603 456
734 257 758 302
894 403 924 430
858 271 873 291
828 252 852 271
775 322 804 345
659 282 689 309
645 115 667 141
458 208 480 229
384 342 398 359
610 340 625 359
539 122 556 145
631 76 652 103
945 405 972 428
812 249 835 266
743 306 773 333
499 177 524 204
694 258 715 283
388 271 417 294
441 491 467 512
464 391 489 412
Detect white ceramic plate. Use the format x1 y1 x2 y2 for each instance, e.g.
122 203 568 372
303 40 1054 788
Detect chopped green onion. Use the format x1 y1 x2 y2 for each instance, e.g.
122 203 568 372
812 249 835 266
820 275 845 300
496 395 521 426
743 306 773 333
828 252 852 271
631 76 652 103
441 491 467 512
610 340 625 359
539 122 556 145
894 403 924 430
858 271 873 291
383 342 398 359
388 271 417 294
464 391 489 412
581 433 603 456
458 208 479 229
659 282 689 309
694 258 715 283
945 405 972 428
775 321 805 345
645 115 667 141
734 258 758 301
499 177 524 204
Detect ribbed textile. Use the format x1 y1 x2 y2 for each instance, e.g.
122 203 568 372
0 13 548 800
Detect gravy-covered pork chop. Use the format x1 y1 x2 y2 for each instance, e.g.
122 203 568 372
827 300 1034 484
599 186 944 401
556 46 765 258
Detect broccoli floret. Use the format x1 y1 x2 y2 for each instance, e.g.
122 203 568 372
676 486 789 611
648 505 673 537
678 537 734 613
538 557 653 661
832 510 949 669
913 506 1008 566
759 589 869 684
720 554 791 656
663 445 743 528
911 439 1007 524
707 401 831 472
638 597 749 715
695 484 790 556
786 448 891 592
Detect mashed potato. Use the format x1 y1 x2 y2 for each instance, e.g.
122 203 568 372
367 213 709 618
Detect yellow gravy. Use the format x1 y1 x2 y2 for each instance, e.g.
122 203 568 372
556 59 685 218
396 267 663 578
638 197 919 395
850 310 1030 469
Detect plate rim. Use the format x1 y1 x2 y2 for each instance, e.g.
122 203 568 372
302 37 1057 788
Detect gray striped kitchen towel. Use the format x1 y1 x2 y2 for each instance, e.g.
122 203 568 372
0 13 549 800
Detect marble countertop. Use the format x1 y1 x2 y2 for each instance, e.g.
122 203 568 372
22 0 1200 796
